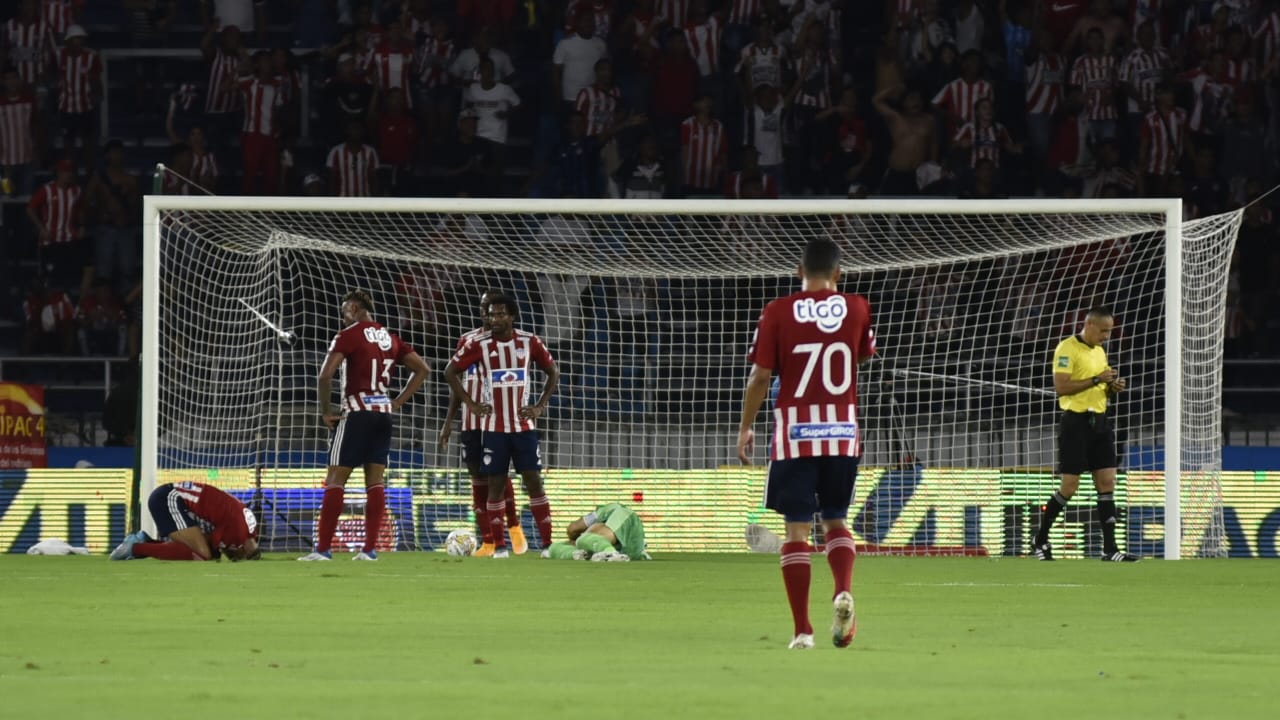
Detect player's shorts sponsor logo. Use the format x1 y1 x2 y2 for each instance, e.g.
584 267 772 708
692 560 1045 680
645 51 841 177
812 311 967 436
1057 356 1070 368
491 368 526 387
793 295 847 334
363 326 393 351
788 422 858 441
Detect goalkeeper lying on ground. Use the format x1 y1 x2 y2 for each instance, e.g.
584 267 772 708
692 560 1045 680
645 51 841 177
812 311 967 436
542 503 648 561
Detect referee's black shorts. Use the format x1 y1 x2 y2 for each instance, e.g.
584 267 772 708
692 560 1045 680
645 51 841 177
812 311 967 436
1058 411 1118 475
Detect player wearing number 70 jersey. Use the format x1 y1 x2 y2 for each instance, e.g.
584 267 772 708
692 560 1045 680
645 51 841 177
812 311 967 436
737 238 875 650
299 290 430 562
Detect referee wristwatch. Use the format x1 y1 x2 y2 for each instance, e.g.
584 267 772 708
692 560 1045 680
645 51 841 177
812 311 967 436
1091 376 1102 386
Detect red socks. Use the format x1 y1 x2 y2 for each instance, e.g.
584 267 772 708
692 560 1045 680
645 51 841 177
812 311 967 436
134 541 207 561
824 527 856 597
316 485 344 553
780 541 813 636
472 479 492 543
364 484 386 553
528 493 553 547
503 478 519 526
487 499 507 549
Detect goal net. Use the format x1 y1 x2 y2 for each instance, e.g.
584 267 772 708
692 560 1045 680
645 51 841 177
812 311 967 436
141 197 1242 559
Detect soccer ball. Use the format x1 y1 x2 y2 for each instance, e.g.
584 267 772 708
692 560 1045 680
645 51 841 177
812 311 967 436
445 529 477 557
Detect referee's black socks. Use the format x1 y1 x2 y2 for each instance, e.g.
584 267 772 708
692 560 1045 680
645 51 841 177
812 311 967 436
1097 492 1119 554
1033 491 1069 547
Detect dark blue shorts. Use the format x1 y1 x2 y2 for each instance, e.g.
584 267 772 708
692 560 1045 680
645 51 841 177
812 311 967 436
765 455 860 522
148 483 198 538
481 431 542 474
459 430 483 468
329 411 393 468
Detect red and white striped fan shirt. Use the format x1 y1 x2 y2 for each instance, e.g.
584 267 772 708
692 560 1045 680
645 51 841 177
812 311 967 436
449 329 556 434
954 120 1012 167
932 76 994 126
736 42 786 91
724 170 778 198
728 0 763 24
655 0 689 27
414 36 455 88
191 150 219 185
3 19 55 85
28 181 81 245
575 83 620 137
794 48 838 109
684 15 721 77
1070 54 1118 120
1184 68 1233 133
238 76 282 135
23 289 74 325
275 68 301 108
455 327 486 431
42 0 75 37
747 289 877 461
1141 107 1186 175
1224 58 1254 87
1025 52 1065 114
205 47 242 114
1118 47 1169 113
370 43 415 107
566 0 613 38
0 91 36 165
56 47 98 113
1253 11 1280 67
326 143 379 196
680 116 726 190
893 0 920 28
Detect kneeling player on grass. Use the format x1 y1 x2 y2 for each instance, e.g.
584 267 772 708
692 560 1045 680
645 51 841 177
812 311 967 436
110 481 260 561
737 238 876 650
542 503 647 561
444 294 559 559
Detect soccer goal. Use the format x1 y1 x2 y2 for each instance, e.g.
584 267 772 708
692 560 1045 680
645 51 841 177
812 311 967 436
140 196 1243 559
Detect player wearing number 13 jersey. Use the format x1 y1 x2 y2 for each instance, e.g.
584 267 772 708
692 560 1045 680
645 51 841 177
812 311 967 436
300 290 430 562
738 238 875 650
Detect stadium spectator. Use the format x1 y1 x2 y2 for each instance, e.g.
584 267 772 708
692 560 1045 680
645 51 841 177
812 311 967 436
680 93 726 195
27 159 87 295
1070 27 1119 142
1186 145 1228 216
742 82 790 192
567 0 614 39
1065 0 1127 54
200 0 266 45
464 55 520 189
413 14 456 144
0 64 39 196
553 9 608 113
1120 21 1172 142
3 0 55 89
1138 83 1187 196
162 142 196 195
789 18 838 193
736 16 786 102
55 25 99 171
952 97 1020 180
1220 94 1267 202
238 50 283 195
76 279 126 355
650 33 699 148
817 86 873 195
323 53 373 147
617 0 666 107
724 145 778 198
550 111 603 198
449 26 515 88
684 0 723 98
272 48 301 145
42 0 79 40
952 0 984 54
1045 85 1091 193
327 119 379 196
874 85 938 195
370 20 415 109
440 110 488 196
86 139 140 292
615 133 668 198
1082 139 1136 198
1182 49 1234 143
200 23 247 146
21 277 74 355
376 87 419 195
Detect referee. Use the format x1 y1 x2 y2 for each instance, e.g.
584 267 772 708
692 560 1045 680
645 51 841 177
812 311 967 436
1031 307 1139 562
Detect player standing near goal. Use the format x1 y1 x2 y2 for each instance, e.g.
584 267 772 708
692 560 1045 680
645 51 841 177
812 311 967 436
110 481 260 562
439 289 525 557
1032 307 1138 562
444 295 560 559
738 238 876 650
300 290 430 561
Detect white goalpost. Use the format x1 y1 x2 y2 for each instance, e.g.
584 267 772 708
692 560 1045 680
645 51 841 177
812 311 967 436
140 196 1242 559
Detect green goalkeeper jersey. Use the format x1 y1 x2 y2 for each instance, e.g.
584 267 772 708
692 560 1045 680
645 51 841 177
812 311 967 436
594 503 646 559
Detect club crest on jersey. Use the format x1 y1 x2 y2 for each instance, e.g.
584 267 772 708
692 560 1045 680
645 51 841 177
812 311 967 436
788 422 858 441
516 347 527 359
793 295 847 334
491 368 526 387
363 326 393 351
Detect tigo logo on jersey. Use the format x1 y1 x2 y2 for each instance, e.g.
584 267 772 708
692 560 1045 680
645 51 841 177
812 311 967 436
363 326 393 351
491 369 527 387
788 422 858 441
793 296 847 334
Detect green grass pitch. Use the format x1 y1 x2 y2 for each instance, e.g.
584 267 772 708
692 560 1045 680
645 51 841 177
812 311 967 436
1 554 1277 720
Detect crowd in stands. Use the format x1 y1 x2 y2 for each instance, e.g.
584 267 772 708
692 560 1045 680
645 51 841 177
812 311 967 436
1 0 1279 361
